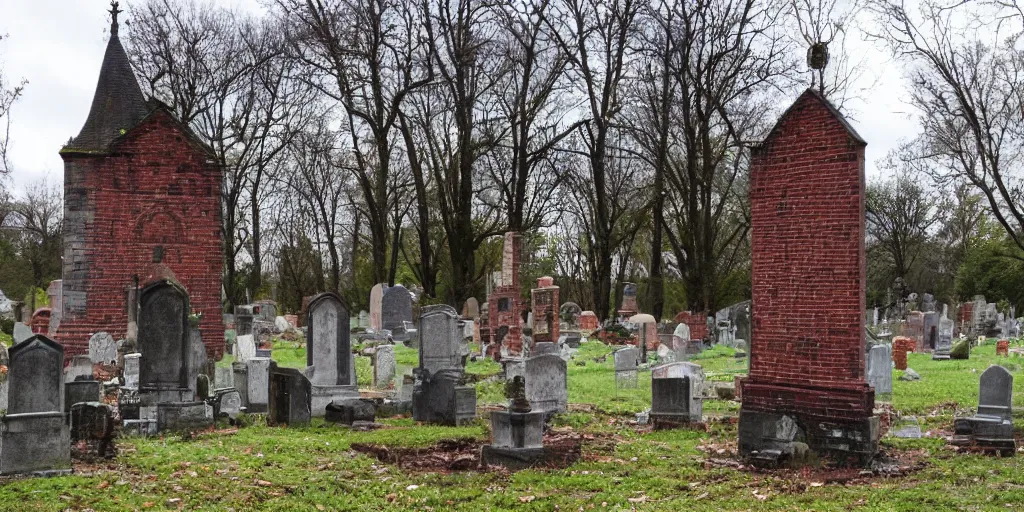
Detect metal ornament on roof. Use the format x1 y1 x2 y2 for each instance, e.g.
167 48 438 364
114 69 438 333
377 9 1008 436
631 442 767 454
807 42 829 70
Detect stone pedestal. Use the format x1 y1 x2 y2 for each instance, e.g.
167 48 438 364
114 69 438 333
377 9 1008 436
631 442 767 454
412 369 476 426
153 402 213 432
482 409 546 469
0 412 71 475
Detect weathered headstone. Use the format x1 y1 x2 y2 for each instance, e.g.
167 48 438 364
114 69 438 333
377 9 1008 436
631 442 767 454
12 322 32 344
559 302 582 331
525 346 567 415
214 366 233 389
358 310 370 329
0 335 71 475
268 363 311 427
373 344 396 389
614 347 639 389
866 344 892 397
123 353 141 390
952 365 1015 453
934 306 954 360
88 331 117 364
245 357 271 413
413 306 477 425
305 292 357 416
651 362 704 420
65 380 102 412
651 377 694 427
136 280 210 432
212 388 243 421
70 402 115 458
462 297 480 319
382 285 413 340
235 334 256 363
369 283 385 331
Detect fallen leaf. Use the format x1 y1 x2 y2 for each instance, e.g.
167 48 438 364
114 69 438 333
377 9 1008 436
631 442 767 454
519 496 535 503
406 484 420 491
96 481 110 490
255 480 273 487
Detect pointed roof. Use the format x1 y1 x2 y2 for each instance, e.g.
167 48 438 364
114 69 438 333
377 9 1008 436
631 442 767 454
64 3 150 153
755 88 866 150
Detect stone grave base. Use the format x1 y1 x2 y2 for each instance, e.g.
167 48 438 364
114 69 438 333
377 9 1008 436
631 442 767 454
138 387 193 406
738 409 879 467
0 412 72 476
650 412 700 429
143 402 213 433
412 381 477 426
310 385 359 417
951 416 1016 455
325 398 376 425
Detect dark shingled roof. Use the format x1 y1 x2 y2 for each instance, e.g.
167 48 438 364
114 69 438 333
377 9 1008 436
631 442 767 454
64 30 150 153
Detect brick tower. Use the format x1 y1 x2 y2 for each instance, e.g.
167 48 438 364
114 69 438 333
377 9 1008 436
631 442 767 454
55 4 224 358
738 89 877 465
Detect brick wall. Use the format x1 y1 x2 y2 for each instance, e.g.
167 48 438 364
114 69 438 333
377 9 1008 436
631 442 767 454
531 277 559 345
742 89 873 420
56 108 224 359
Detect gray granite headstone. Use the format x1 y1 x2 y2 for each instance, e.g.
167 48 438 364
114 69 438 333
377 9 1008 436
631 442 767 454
65 380 102 412
525 352 567 414
215 366 233 389
235 334 256 363
246 358 272 413
614 347 639 389
382 285 413 338
978 365 1013 420
419 305 463 375
866 344 892 395
12 323 31 344
214 388 243 420
123 353 141 390
137 281 189 390
1 334 70 475
88 331 117 365
373 345 396 389
268 364 311 426
9 335 63 414
306 293 351 386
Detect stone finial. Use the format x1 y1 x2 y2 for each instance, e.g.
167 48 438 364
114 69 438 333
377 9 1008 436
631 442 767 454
109 1 123 37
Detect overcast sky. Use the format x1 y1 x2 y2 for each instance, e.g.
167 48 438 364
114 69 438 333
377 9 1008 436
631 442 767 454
1 0 920 195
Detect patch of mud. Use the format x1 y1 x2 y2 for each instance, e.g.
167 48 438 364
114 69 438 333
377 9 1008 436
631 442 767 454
351 432 585 472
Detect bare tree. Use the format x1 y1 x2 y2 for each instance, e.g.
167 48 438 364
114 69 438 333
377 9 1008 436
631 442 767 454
277 0 433 289
791 0 864 105
866 168 939 283
0 33 26 179
871 0 1024 259
543 0 642 320
416 0 509 304
8 178 63 292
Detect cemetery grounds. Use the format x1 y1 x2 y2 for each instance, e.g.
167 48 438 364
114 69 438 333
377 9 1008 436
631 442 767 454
0 331 1023 511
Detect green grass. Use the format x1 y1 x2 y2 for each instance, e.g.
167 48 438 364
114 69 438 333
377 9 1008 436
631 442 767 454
4 339 1024 510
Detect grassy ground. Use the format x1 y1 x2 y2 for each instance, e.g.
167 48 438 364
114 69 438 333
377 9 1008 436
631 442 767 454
3 338 1024 510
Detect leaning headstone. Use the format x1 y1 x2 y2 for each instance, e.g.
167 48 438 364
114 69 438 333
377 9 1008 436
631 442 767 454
614 347 639 389
212 388 243 422
305 292 357 416
0 335 71 475
12 322 32 344
952 365 1016 454
525 346 567 415
268 363 311 427
70 402 115 458
88 332 117 365
373 344 396 389
274 316 290 333
382 285 414 340
866 345 893 397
